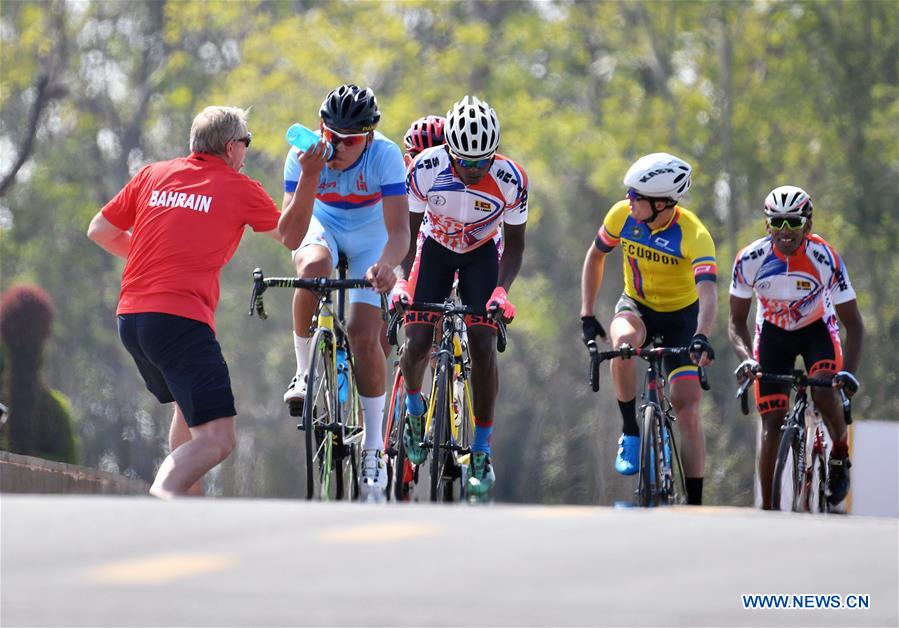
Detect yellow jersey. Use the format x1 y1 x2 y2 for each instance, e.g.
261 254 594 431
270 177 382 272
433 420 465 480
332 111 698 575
595 200 717 312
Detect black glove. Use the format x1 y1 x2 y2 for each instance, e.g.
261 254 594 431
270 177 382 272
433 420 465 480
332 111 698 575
581 315 607 345
689 333 715 362
833 371 859 395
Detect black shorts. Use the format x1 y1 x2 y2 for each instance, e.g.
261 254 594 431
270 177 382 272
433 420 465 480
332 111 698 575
753 319 842 415
614 294 699 382
117 313 236 427
406 236 499 328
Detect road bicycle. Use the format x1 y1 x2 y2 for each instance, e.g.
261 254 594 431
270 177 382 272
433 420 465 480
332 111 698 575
386 301 507 502
737 370 852 512
249 257 371 501
587 338 709 507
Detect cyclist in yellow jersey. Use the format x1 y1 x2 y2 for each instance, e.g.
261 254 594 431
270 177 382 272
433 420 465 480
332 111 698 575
580 153 717 505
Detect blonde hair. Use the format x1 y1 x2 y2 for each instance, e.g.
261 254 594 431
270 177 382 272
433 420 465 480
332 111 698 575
189 106 249 154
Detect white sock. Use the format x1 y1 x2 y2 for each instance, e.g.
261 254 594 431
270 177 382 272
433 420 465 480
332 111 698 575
361 393 386 451
294 332 312 378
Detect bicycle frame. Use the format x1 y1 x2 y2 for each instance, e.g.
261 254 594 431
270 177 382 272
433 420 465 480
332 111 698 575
738 370 851 513
249 263 371 500
587 338 708 507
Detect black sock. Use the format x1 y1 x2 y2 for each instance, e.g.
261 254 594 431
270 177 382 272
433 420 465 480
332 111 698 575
685 477 703 505
618 399 638 436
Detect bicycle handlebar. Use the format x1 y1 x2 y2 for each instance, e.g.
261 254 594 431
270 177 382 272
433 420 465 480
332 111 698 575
386 301 508 353
586 340 709 392
249 268 371 320
735 370 852 423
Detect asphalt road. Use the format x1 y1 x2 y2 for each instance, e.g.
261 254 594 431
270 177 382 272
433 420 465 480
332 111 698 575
2 495 896 627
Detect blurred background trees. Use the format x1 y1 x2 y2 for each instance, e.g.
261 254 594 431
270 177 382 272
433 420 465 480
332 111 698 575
1 0 895 503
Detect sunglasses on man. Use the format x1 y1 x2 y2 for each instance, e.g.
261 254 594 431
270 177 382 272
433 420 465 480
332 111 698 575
766 215 807 231
233 133 252 147
321 125 369 148
449 151 493 169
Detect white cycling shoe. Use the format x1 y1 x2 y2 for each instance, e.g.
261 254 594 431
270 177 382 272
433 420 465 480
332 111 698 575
360 449 388 503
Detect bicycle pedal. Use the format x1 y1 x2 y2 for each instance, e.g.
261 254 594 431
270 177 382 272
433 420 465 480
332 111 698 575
289 400 304 417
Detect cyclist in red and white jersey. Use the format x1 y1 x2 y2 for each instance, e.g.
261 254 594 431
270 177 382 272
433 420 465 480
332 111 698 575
390 96 528 497
403 115 446 167
728 185 864 509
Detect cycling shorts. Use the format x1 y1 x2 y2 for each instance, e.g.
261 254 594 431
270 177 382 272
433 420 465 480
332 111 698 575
292 212 386 308
752 318 842 415
405 236 499 329
118 313 236 427
614 294 699 383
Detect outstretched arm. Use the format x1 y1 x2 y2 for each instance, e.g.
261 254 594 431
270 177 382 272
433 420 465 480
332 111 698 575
87 212 131 258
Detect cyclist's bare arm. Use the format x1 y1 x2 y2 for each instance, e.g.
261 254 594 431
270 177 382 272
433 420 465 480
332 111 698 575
368 194 410 292
834 299 865 375
87 212 131 259
580 243 608 317
276 143 330 250
728 294 754 363
497 222 525 290
400 211 424 278
694 280 717 339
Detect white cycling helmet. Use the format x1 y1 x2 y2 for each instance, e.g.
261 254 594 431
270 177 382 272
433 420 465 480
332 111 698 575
623 152 693 201
764 185 813 217
445 95 500 159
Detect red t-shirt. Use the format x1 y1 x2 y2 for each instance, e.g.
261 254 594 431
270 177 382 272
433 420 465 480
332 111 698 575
102 152 279 331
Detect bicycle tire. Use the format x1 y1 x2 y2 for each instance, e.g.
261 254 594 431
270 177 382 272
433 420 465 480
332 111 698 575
333 346 361 501
772 424 802 512
453 371 474 501
805 447 827 513
429 358 452 502
637 405 661 507
388 375 413 502
303 328 335 500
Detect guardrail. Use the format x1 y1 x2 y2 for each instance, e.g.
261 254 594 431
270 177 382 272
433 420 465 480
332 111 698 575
0 451 149 495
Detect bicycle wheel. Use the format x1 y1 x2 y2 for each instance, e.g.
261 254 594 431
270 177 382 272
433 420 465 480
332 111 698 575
332 345 361 501
637 405 662 507
658 418 681 505
429 357 452 502
303 327 335 500
383 366 406 501
804 446 828 513
453 371 474 501
772 423 802 512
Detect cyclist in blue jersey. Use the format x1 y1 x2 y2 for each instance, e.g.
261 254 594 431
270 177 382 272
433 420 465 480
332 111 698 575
281 84 410 502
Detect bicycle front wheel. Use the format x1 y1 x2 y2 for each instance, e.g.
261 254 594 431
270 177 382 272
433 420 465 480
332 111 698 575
429 358 452 502
303 327 335 500
332 345 361 501
772 423 802 512
637 405 662 507
804 446 827 514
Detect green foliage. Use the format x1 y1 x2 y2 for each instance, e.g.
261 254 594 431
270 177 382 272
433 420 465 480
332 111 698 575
1 0 895 503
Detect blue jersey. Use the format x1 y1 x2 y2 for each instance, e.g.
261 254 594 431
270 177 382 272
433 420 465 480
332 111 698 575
283 131 406 226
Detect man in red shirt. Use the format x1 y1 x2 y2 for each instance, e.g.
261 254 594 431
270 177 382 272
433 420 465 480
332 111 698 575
87 106 306 498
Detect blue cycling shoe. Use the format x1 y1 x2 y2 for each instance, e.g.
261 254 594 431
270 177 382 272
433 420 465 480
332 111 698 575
615 434 640 476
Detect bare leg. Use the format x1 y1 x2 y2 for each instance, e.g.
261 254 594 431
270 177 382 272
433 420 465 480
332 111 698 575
168 404 203 496
150 417 236 499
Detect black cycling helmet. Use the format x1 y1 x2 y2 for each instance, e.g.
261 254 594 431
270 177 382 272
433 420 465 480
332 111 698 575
319 84 380 132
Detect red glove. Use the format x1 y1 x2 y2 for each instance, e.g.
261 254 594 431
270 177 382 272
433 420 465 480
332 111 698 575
487 286 515 322
389 279 411 312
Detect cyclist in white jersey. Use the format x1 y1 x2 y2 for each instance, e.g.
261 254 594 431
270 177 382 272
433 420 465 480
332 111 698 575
281 84 409 502
729 185 863 509
390 95 528 497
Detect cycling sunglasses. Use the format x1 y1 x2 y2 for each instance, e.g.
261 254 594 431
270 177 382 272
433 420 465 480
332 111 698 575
766 215 807 230
450 151 493 169
321 125 369 147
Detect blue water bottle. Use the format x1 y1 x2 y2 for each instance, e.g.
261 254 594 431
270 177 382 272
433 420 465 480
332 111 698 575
285 123 334 160
336 347 349 404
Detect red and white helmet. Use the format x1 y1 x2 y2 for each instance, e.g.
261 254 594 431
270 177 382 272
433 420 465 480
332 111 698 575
623 152 693 201
764 185 813 217
404 115 446 157
445 95 500 159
